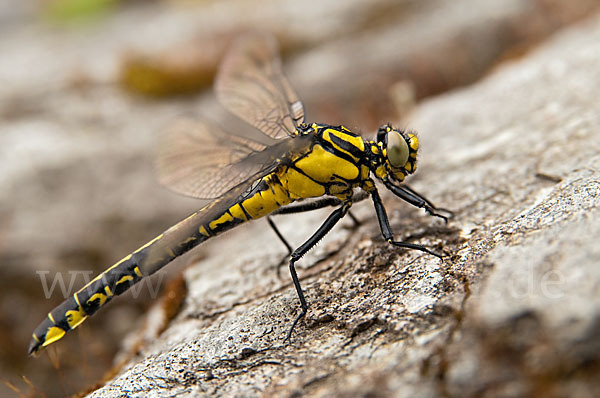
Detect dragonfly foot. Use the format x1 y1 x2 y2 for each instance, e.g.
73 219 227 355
284 308 307 342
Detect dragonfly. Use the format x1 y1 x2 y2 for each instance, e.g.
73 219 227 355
29 34 449 356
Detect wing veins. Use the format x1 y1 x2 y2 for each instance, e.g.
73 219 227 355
215 33 305 140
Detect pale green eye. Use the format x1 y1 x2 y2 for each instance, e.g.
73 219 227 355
387 130 409 168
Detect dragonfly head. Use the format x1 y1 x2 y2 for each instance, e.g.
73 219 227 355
374 124 419 182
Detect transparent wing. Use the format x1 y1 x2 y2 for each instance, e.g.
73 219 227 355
156 118 310 199
215 33 305 140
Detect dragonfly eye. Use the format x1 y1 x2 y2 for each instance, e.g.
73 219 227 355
387 129 410 168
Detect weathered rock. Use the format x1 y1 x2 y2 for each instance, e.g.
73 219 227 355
2 1 600 396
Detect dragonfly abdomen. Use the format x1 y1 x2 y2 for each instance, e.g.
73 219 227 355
28 250 149 354
28 232 193 355
205 174 292 234
29 173 292 355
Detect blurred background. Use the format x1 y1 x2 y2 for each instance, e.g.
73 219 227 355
1 0 599 396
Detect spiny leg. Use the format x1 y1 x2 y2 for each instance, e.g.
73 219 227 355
383 181 451 223
400 184 454 220
371 188 443 259
285 202 350 341
269 194 367 277
269 197 344 264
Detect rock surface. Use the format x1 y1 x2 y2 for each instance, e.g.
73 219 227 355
2 1 599 396
89 11 600 398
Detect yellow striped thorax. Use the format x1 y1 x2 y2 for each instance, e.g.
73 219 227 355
285 123 419 197
297 123 419 187
278 123 369 201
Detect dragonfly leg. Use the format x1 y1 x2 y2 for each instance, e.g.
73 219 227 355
347 210 361 228
272 202 341 279
371 188 443 259
272 197 342 215
268 216 293 253
272 190 369 216
285 202 350 341
270 207 360 258
400 184 454 220
271 198 343 278
270 193 367 277
267 216 295 279
384 182 452 223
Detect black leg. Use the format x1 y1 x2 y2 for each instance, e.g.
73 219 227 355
285 202 350 341
272 191 368 216
268 216 293 253
272 197 342 215
371 189 442 259
401 184 454 219
267 216 295 279
384 181 450 223
347 210 361 227
270 195 364 277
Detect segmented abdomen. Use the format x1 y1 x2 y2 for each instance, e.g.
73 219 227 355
29 172 292 355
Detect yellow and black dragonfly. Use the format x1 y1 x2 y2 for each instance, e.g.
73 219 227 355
29 34 448 356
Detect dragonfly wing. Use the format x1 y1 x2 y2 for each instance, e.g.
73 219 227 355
215 33 305 140
156 117 310 199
